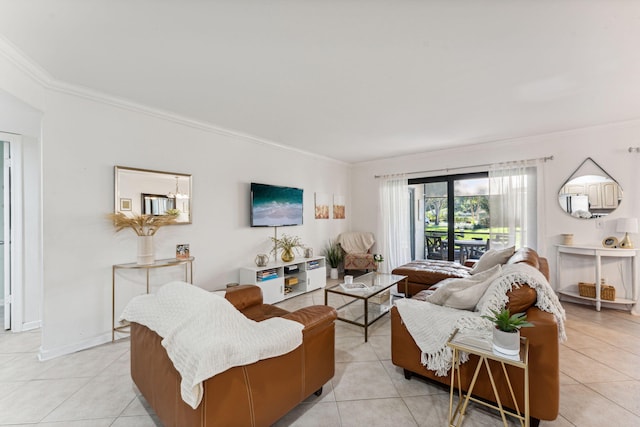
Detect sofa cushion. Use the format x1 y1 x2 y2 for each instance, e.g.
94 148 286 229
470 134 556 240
425 264 502 310
470 246 515 274
392 260 471 286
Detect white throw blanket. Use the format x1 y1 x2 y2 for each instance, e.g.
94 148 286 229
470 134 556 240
337 232 375 254
395 263 566 376
120 281 304 409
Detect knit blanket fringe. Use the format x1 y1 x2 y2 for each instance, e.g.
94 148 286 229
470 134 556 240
396 263 566 377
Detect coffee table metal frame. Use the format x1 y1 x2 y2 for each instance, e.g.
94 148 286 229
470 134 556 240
447 328 530 427
324 272 407 342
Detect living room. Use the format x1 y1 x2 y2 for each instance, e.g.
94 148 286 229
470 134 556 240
1 1 640 426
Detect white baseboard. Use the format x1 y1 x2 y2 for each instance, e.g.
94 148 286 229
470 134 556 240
38 332 112 361
21 320 41 331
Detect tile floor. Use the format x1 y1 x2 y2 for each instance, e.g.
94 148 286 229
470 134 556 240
1 281 640 426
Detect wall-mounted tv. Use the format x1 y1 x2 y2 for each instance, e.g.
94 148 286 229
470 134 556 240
250 182 303 227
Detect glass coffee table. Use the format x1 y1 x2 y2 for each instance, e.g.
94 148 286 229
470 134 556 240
324 272 407 342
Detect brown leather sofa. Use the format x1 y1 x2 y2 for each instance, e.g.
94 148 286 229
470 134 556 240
130 285 337 427
391 248 559 426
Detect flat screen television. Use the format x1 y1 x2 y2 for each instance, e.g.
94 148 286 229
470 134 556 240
250 182 303 227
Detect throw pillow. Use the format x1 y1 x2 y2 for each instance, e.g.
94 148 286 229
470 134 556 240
425 264 502 310
470 246 516 275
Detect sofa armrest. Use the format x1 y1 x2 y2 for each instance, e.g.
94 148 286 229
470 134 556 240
282 305 337 331
224 285 263 310
520 307 560 419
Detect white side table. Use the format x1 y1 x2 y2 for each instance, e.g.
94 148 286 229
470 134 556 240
447 329 530 427
556 244 639 313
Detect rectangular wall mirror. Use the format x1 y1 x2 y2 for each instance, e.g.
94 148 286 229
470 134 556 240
115 166 192 224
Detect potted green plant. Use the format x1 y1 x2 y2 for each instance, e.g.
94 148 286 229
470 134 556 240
482 308 533 355
270 234 303 262
323 239 344 279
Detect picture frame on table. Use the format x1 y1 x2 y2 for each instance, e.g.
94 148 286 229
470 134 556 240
176 243 190 259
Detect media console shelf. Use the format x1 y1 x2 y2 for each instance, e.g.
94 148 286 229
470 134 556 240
239 256 326 304
556 245 639 313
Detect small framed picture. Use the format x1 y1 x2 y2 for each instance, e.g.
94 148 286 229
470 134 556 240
120 198 132 211
602 236 618 248
176 244 190 260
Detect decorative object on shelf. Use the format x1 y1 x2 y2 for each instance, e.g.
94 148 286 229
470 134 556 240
323 239 344 279
108 212 177 265
482 308 533 356
373 253 384 273
255 253 269 267
304 247 314 258
602 236 619 248
617 218 638 249
176 244 190 260
270 234 303 262
561 233 574 246
166 208 181 217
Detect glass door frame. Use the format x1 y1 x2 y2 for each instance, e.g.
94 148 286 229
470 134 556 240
410 172 488 262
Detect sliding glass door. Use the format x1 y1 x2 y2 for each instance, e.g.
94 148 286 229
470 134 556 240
410 173 489 263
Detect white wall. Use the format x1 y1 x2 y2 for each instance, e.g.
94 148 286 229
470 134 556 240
0 48 351 358
351 121 640 290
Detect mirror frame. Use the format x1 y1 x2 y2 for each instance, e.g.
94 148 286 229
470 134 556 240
114 166 192 224
558 158 622 220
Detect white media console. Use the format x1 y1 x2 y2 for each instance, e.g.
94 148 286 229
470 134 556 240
239 256 327 304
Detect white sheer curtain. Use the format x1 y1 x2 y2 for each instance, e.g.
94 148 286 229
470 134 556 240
377 177 412 275
489 159 547 253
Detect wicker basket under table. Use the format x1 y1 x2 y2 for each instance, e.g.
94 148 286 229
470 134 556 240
578 282 616 301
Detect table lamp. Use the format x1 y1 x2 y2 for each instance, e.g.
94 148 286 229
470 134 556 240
616 218 638 249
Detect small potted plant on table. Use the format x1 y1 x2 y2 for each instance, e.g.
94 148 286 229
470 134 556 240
482 308 533 355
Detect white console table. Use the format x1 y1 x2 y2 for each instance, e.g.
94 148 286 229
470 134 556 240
556 245 639 313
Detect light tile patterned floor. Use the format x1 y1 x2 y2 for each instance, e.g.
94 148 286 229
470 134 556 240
1 280 639 426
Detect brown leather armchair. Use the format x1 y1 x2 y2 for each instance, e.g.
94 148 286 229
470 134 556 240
130 285 337 427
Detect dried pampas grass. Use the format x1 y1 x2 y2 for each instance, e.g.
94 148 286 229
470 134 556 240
107 212 177 236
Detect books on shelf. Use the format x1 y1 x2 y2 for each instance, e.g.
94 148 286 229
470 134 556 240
307 260 321 270
257 269 278 282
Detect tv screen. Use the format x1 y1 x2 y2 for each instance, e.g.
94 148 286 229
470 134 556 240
251 183 303 227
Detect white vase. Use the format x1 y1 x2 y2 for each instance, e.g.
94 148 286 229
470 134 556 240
137 235 155 265
330 267 339 279
492 328 521 356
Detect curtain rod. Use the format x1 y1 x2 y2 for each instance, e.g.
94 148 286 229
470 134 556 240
374 155 554 179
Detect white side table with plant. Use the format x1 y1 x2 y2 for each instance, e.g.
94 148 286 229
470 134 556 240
447 308 533 427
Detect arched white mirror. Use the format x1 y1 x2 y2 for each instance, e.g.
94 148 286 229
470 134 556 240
558 158 622 219
115 166 192 224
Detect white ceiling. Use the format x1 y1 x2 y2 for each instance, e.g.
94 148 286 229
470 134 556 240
1 0 639 163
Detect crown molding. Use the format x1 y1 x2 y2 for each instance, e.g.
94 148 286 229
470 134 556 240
0 35 344 165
